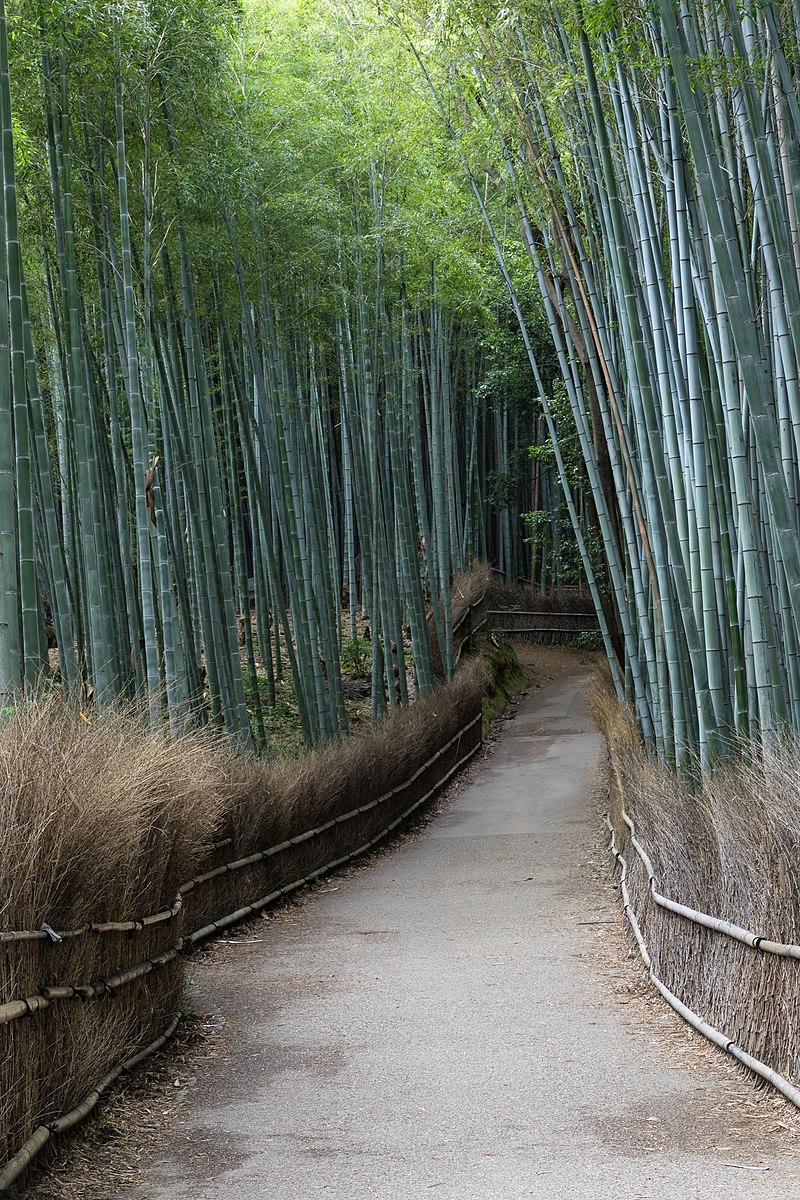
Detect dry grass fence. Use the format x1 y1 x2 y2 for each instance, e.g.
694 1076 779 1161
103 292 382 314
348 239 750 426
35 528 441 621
429 566 596 667
482 578 596 615
0 658 490 1190
483 579 598 645
597 691 800 1098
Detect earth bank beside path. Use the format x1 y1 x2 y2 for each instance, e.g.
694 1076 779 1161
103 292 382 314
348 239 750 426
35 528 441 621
112 657 798 1199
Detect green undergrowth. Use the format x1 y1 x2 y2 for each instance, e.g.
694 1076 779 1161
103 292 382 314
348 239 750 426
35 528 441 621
338 635 373 679
255 677 307 757
245 632 377 756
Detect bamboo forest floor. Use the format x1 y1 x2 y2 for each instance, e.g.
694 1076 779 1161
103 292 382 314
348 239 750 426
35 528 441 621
33 648 800 1199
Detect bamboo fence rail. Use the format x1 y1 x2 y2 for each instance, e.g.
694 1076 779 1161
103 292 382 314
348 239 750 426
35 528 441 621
607 749 800 961
0 1013 183 1192
619 808 800 959
606 817 800 1110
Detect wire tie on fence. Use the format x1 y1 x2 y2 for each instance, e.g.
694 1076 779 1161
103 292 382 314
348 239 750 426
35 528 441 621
40 923 62 944
753 935 765 954
21 997 43 1027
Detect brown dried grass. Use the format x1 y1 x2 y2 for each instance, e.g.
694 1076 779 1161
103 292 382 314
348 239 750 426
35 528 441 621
0 696 227 935
427 562 492 677
0 696 228 1169
185 657 487 930
594 686 800 1087
450 562 493 629
484 578 596 613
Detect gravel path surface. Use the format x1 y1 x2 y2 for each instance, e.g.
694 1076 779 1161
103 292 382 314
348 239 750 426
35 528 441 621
119 662 800 1199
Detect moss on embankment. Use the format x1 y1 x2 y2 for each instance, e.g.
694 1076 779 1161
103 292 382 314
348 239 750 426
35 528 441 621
478 634 527 732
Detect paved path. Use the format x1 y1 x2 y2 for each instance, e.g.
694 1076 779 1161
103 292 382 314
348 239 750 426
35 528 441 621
125 666 799 1199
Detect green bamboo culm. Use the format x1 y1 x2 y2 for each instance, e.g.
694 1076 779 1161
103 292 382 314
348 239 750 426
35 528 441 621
408 0 800 766
0 0 19 706
0 0 541 747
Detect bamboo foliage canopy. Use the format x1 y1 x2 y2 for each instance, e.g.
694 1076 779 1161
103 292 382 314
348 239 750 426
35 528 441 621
7 0 792 769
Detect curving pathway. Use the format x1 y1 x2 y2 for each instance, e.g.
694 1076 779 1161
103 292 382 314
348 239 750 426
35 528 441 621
122 662 799 1199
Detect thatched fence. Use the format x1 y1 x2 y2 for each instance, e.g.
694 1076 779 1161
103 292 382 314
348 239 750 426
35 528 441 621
0 659 489 1191
482 579 598 645
489 608 599 644
603 706 800 1111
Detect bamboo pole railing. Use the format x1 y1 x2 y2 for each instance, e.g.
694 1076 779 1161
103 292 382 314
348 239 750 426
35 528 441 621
0 1013 183 1192
620 808 800 955
606 816 800 1110
608 755 800 960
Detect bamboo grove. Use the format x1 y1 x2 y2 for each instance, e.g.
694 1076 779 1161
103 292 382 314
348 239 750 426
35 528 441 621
410 0 800 767
0 0 580 747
